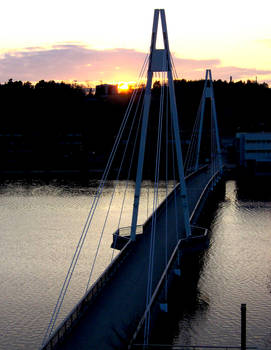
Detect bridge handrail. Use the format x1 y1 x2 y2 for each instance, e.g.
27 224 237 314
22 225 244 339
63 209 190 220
112 165 209 242
41 164 219 350
128 226 208 349
128 238 182 348
129 167 222 348
113 225 143 238
185 164 209 182
189 167 223 222
132 345 258 349
41 238 134 350
143 165 209 231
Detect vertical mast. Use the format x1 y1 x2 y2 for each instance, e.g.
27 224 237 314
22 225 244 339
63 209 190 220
194 70 208 171
130 10 158 241
194 69 222 173
160 9 191 237
130 9 191 240
209 70 223 172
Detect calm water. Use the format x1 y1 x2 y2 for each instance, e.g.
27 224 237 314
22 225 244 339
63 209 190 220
171 179 271 349
1 179 271 349
0 180 173 350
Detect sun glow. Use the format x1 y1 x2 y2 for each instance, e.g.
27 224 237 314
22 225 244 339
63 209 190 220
118 82 130 92
116 81 137 93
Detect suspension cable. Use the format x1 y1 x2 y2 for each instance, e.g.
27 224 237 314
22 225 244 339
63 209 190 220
84 54 150 292
42 54 149 345
164 74 169 300
184 96 202 174
170 53 178 80
170 110 179 241
110 86 145 261
85 86 147 292
144 66 165 345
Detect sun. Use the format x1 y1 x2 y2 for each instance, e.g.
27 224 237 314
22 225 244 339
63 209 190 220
118 82 130 92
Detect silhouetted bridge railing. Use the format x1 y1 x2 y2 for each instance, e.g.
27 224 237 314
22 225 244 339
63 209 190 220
41 238 134 350
41 165 223 350
131 345 258 350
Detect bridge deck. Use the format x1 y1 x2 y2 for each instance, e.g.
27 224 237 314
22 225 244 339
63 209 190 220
50 168 215 350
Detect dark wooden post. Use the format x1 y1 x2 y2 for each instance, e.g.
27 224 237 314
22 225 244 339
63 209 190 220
241 303 246 350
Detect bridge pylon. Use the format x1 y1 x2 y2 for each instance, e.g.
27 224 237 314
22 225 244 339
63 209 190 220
185 69 223 175
196 69 222 172
130 9 192 240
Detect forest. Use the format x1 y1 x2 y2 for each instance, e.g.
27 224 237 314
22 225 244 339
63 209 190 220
0 78 270 176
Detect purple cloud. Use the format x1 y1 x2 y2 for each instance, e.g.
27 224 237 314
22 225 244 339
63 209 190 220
183 65 271 82
0 45 148 82
0 44 270 84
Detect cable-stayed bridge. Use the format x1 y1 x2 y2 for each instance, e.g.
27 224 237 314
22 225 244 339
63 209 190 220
40 9 224 350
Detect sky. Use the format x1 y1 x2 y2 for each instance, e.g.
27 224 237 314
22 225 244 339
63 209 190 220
1 0 271 86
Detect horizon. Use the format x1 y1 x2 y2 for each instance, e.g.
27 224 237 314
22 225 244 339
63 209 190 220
2 76 268 92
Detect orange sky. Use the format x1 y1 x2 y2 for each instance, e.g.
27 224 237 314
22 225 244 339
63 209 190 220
1 0 271 85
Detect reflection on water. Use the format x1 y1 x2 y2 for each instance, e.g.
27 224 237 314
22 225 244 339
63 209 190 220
0 180 175 350
170 180 271 349
2 179 271 349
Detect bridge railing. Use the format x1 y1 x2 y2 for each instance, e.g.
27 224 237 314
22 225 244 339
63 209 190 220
112 225 143 250
128 224 209 349
113 225 144 238
41 238 134 350
143 165 209 232
128 238 182 348
129 168 223 348
114 165 209 248
189 167 223 222
185 164 209 182
41 164 220 350
131 345 257 350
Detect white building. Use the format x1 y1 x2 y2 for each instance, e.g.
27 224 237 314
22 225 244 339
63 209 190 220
236 132 271 175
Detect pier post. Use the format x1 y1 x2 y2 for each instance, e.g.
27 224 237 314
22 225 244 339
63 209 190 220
241 303 246 350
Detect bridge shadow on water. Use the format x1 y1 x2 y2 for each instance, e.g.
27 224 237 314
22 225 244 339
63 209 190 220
135 181 227 347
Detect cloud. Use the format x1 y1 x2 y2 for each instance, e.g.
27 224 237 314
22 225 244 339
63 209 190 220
210 66 271 81
0 44 271 84
185 65 271 82
0 45 148 83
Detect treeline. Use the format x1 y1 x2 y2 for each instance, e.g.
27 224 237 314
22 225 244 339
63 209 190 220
0 79 85 132
0 78 270 176
173 79 271 135
1 78 270 135
0 79 130 174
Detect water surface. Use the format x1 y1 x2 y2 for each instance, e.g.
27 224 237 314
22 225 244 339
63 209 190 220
171 180 271 349
0 180 173 350
1 179 271 349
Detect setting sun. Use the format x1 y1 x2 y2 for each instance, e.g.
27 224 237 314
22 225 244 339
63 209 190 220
118 82 130 92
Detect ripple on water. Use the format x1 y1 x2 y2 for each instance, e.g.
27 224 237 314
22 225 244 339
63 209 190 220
173 180 271 349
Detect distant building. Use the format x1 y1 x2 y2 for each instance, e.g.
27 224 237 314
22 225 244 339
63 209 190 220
83 87 94 95
236 132 271 175
95 84 118 96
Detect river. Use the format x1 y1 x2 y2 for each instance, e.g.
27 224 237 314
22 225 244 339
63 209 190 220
0 178 271 349
163 179 271 349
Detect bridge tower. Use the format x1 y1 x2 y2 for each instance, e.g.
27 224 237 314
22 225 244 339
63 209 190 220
130 9 192 240
194 69 223 172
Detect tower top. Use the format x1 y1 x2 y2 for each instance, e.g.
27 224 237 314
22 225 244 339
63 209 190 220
149 9 171 72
